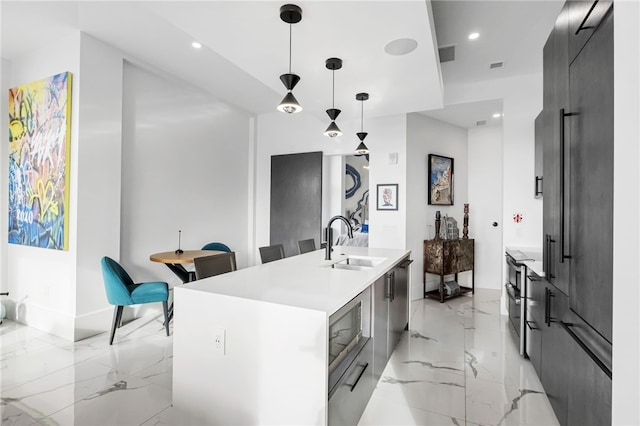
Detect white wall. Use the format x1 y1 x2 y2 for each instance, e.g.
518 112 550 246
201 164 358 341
468 125 504 290
5 33 81 340
1 59 10 300
445 74 543 249
120 62 252 288
255 111 407 261
406 113 469 301
612 2 640 424
74 34 124 339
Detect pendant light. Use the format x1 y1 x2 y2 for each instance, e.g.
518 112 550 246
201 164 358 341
324 58 343 137
277 4 303 114
355 92 369 154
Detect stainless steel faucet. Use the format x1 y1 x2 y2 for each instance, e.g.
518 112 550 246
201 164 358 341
325 215 354 260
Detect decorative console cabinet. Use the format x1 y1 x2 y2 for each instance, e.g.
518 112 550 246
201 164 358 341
423 239 475 302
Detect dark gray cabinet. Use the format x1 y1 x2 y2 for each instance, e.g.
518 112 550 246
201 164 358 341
568 0 613 64
372 274 389 381
328 339 375 426
526 273 570 426
542 2 570 296
525 273 544 376
540 284 570 426
373 256 410 380
568 9 613 343
564 311 612 426
388 259 409 354
537 2 613 425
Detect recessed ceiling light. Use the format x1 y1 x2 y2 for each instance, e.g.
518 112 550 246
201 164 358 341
468 32 480 40
384 38 418 56
493 113 502 118
191 42 202 49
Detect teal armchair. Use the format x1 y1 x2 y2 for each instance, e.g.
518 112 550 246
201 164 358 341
101 256 170 345
201 242 231 252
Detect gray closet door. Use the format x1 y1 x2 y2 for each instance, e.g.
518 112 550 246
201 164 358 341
270 152 323 257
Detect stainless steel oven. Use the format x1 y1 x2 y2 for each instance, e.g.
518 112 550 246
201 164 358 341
328 287 372 396
328 287 374 425
506 253 526 355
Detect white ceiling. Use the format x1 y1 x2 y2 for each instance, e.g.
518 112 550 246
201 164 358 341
421 0 563 128
1 1 563 128
1 1 442 123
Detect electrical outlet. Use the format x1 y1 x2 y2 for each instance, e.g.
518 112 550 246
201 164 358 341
389 152 398 165
213 327 225 355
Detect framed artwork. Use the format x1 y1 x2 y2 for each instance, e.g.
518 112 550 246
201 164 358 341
377 184 398 211
428 154 454 205
8 72 72 250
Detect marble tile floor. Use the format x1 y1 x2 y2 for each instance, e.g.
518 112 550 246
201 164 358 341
1 289 560 425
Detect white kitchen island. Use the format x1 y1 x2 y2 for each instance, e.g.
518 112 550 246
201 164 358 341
172 246 411 425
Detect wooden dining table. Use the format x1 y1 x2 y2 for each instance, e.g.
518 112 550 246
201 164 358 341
150 250 224 283
150 249 225 322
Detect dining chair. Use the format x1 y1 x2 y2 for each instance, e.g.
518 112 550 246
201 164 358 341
259 244 285 264
201 242 232 252
100 256 170 345
298 239 316 254
194 252 237 280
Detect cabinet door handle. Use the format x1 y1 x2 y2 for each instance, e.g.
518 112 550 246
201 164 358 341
559 108 574 264
560 322 612 379
545 288 556 327
545 235 556 279
544 288 550 326
399 259 413 269
350 362 369 392
391 271 396 302
575 0 600 34
385 273 393 300
526 320 539 330
535 176 543 196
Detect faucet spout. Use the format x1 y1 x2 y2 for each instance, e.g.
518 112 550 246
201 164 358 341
325 215 354 260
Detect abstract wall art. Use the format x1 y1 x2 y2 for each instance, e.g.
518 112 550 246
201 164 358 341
8 72 72 250
345 154 369 227
428 154 454 205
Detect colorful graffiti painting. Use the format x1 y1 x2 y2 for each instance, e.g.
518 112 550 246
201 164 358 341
8 72 72 250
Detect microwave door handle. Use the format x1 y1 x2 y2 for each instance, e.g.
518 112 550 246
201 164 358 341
350 362 369 392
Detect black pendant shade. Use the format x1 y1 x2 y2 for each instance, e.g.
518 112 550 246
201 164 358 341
326 108 341 121
355 93 369 154
279 73 300 91
277 4 303 114
324 57 343 137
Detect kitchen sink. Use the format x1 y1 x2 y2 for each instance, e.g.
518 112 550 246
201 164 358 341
331 263 372 271
327 255 386 270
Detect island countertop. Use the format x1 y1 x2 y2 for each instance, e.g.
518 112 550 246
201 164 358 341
179 246 410 316
172 245 412 425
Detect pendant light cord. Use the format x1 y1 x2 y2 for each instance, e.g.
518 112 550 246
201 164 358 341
332 70 335 108
360 99 364 132
288 24 292 73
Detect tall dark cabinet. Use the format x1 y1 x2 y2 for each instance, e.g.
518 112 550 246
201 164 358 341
538 1 613 425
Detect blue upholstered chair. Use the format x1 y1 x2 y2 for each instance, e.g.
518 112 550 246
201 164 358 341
100 256 170 345
201 242 231 252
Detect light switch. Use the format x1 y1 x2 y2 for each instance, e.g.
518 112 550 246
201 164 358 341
389 152 398 165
